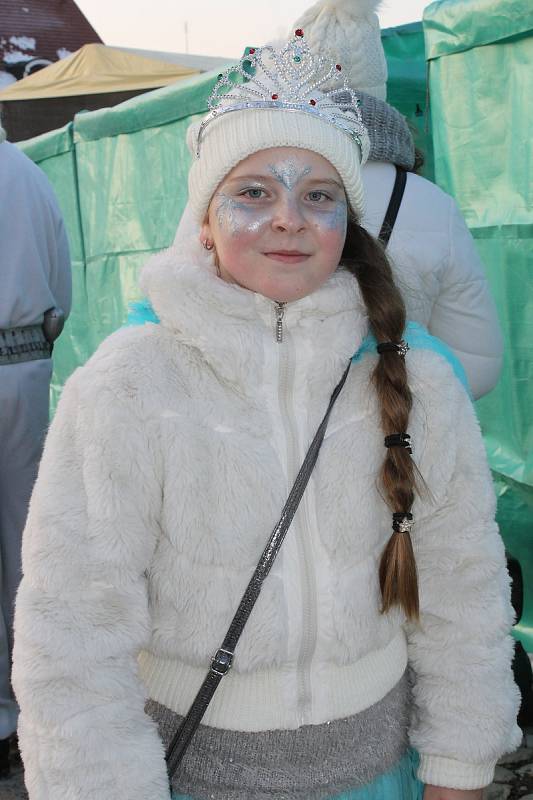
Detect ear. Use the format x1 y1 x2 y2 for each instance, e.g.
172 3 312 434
200 213 214 246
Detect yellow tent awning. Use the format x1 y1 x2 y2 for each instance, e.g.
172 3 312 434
0 44 200 101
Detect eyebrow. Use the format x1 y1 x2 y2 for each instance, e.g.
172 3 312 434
226 174 344 189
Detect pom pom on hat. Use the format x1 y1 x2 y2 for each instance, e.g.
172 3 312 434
291 0 387 101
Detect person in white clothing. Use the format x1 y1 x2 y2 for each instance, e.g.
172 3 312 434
13 30 519 800
292 0 503 400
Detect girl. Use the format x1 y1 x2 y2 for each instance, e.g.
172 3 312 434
13 32 520 800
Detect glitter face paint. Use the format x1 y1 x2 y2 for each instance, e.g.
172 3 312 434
215 192 272 237
325 198 348 233
201 147 349 303
268 160 312 191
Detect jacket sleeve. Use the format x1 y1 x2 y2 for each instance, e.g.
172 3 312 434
12 367 170 800
406 372 522 790
428 199 503 400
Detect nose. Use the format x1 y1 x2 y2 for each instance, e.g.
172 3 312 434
271 197 306 234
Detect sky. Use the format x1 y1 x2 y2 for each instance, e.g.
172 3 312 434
75 0 430 58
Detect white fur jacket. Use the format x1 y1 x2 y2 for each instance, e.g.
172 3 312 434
13 240 521 799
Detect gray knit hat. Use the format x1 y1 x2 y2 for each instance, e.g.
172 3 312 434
338 90 415 169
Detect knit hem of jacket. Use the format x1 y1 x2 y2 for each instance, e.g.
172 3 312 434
139 630 407 731
139 631 498 789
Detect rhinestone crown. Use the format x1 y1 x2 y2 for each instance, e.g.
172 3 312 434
196 30 370 160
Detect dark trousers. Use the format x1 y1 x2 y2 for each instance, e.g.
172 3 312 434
0 359 51 738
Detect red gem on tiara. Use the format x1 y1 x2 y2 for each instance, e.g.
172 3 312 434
271 93 278 100
309 99 316 106
336 64 342 71
295 28 304 37
249 48 256 54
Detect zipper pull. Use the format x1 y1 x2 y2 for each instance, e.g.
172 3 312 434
274 302 285 343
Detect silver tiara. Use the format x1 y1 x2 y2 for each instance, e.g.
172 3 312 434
196 29 370 160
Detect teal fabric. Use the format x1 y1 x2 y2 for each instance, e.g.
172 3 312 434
125 304 469 396
352 320 471 396
171 748 424 800
126 300 160 326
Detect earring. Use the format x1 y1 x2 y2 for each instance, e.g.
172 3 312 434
202 239 215 251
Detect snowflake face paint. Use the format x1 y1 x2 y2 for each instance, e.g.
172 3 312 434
268 160 312 191
201 147 349 303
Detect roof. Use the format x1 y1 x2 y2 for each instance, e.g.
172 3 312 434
118 47 234 73
0 0 102 79
0 44 200 100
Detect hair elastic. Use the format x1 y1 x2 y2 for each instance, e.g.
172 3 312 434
384 433 412 454
376 340 409 358
392 512 413 534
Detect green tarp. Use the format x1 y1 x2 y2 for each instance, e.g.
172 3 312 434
18 11 532 647
424 0 533 649
382 22 434 181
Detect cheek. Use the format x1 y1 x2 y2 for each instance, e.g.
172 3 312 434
318 202 348 236
309 208 347 257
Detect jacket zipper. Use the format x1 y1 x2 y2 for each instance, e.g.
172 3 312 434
273 301 317 724
274 302 285 343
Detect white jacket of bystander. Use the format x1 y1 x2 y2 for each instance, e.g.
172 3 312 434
362 161 503 399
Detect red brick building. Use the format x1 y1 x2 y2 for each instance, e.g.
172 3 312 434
0 0 102 84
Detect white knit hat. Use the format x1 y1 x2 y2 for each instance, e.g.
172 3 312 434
187 32 370 224
291 0 387 101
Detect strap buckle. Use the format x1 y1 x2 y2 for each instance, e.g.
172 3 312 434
210 648 234 676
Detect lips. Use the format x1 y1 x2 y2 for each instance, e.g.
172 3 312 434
264 250 310 264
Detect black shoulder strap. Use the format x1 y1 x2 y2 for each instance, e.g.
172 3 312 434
378 165 407 247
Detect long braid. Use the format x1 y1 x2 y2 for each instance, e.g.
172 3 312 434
341 217 420 621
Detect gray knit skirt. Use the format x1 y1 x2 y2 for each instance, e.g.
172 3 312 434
145 672 423 800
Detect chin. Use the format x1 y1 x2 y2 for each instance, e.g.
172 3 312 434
260 278 330 303
255 286 309 303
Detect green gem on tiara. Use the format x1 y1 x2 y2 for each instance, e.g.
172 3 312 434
294 55 301 63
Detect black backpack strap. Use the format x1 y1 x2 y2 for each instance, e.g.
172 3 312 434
378 165 407 247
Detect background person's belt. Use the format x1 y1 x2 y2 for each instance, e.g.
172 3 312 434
0 325 52 365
